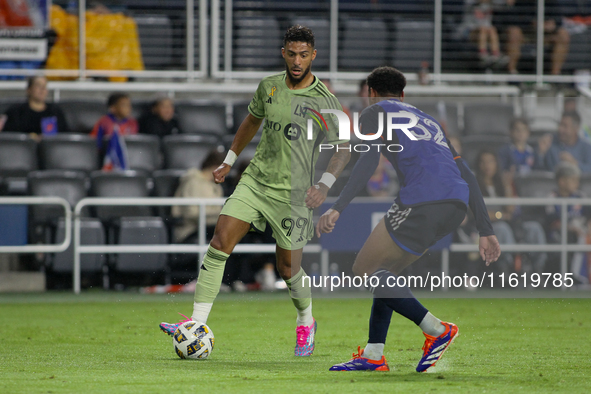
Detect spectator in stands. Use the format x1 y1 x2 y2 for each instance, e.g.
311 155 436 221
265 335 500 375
2 76 69 139
500 0 570 75
476 149 547 274
138 96 181 138
498 118 535 176
90 93 138 148
546 162 589 284
172 150 225 244
535 112 591 173
470 0 508 65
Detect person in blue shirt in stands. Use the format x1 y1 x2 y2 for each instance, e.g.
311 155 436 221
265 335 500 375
498 118 535 176
535 112 591 173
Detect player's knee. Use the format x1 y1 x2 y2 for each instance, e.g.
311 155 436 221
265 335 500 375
276 262 292 280
209 233 232 254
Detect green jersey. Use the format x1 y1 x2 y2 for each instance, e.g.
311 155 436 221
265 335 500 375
244 71 347 206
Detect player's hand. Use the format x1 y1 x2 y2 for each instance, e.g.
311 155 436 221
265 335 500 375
212 164 231 184
315 208 340 238
305 183 328 209
479 235 501 266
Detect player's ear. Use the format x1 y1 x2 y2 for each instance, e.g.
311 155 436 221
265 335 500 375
400 91 405 101
311 48 317 61
281 47 285 58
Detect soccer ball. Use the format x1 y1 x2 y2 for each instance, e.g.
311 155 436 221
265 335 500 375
173 321 214 360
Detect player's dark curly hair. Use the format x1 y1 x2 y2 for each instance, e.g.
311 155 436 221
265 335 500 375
366 66 406 97
283 25 315 48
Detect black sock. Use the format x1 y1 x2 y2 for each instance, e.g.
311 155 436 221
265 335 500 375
369 269 429 326
368 297 393 344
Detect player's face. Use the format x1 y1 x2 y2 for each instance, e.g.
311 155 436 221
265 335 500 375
282 42 316 84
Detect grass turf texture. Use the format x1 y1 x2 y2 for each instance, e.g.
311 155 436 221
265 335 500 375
1 292 589 393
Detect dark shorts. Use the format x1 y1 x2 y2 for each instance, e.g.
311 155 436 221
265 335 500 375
384 201 467 256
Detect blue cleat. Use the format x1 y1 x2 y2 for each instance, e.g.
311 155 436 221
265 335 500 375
295 319 317 356
329 347 390 371
416 322 459 372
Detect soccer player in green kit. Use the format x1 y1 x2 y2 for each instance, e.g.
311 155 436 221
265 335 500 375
160 25 351 356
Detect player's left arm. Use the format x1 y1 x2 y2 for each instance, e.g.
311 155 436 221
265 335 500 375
305 142 351 209
447 138 501 265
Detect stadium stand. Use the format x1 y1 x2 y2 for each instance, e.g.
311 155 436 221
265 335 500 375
175 102 228 136
392 20 434 72
463 102 515 136
162 134 222 170
123 134 162 173
461 135 511 169
233 14 283 70
134 15 174 69
0 133 38 195
39 134 99 174
339 18 388 71
59 100 105 134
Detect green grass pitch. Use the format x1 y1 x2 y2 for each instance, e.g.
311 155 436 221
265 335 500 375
1 291 590 393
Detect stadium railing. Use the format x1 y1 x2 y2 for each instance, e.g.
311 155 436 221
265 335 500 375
2 196 591 293
0 0 587 87
0 197 71 253
72 197 323 294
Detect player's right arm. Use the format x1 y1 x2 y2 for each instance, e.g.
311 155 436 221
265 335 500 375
213 113 262 183
447 139 501 265
214 80 266 184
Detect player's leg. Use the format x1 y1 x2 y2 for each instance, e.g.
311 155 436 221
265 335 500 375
160 185 265 336
331 202 466 372
159 214 251 335
270 202 316 356
276 245 317 356
191 214 252 322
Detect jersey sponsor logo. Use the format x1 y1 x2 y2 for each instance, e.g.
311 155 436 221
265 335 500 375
284 123 302 140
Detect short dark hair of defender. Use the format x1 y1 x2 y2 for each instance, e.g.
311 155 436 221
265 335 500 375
283 25 315 48
366 66 406 97
107 92 130 108
562 111 581 127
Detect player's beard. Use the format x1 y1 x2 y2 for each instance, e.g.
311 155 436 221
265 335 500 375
286 63 311 86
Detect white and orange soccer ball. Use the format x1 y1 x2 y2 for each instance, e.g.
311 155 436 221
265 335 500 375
173 321 214 360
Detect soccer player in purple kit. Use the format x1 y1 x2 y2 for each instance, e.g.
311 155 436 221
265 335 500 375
317 66 501 372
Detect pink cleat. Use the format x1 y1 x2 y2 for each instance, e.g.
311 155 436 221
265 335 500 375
159 313 193 337
295 319 317 356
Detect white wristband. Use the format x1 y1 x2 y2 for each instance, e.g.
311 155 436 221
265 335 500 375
318 172 337 189
223 150 238 167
